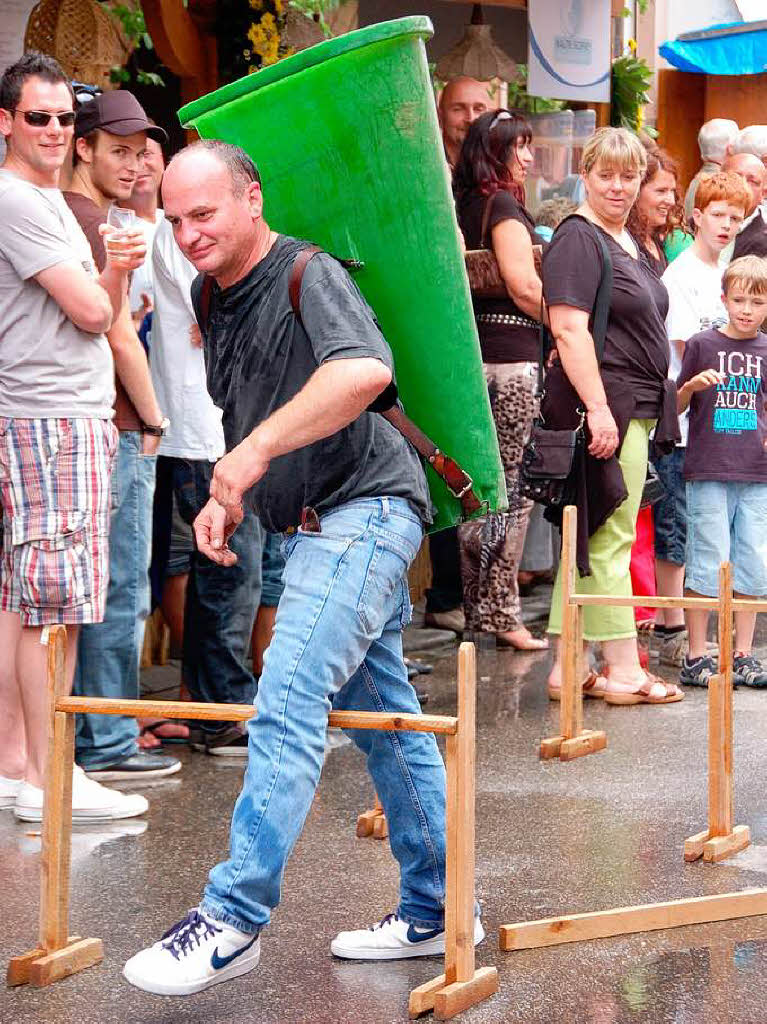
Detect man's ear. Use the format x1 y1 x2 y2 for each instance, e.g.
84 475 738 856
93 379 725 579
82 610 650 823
247 179 263 219
74 135 93 165
0 107 12 141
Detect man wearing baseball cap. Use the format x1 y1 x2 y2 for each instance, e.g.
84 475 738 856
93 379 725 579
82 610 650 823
64 91 180 783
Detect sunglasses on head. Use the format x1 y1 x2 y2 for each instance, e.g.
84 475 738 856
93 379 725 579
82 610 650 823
12 109 75 127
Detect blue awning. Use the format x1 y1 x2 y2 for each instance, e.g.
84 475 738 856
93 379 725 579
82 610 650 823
659 19 767 75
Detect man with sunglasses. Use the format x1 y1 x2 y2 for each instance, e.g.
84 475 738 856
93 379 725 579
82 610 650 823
0 52 150 821
63 91 181 784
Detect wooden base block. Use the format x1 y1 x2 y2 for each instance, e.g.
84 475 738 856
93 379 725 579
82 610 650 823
356 808 388 840
560 730 607 762
499 887 767 951
14 937 104 987
684 826 750 863
684 829 710 862
7 947 47 987
356 808 378 837
704 826 750 863
409 968 498 1019
540 730 607 762
434 967 499 1019
409 973 447 1017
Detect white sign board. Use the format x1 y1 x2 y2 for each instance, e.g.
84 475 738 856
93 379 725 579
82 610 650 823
527 0 612 104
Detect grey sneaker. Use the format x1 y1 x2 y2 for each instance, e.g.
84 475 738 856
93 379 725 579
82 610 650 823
679 654 717 688
191 725 249 757
733 654 767 688
657 629 718 668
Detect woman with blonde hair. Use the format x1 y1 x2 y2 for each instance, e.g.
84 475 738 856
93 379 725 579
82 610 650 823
543 127 683 704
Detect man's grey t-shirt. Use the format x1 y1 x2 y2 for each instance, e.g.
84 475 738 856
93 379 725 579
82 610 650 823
0 169 114 419
192 235 431 531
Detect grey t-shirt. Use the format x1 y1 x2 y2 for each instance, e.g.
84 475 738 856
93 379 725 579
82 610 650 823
192 235 432 531
0 169 114 419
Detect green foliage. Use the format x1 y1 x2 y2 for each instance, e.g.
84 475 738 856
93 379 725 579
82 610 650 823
610 54 656 136
288 0 340 39
106 2 164 87
507 64 567 113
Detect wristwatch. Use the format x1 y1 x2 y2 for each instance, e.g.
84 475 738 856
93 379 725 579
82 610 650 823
141 417 170 437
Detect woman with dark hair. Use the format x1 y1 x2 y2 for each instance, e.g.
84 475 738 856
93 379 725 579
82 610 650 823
453 109 547 650
626 146 686 277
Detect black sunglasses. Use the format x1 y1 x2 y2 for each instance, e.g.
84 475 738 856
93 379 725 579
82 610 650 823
12 109 75 127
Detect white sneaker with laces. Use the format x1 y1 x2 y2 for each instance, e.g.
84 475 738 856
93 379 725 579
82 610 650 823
123 909 260 995
14 765 148 823
0 775 22 808
330 912 485 960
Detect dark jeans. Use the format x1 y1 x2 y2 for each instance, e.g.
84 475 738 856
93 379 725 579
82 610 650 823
154 456 262 733
425 526 463 613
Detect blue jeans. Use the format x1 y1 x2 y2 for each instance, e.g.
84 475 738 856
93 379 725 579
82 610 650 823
651 444 686 566
74 431 156 767
685 480 767 597
174 459 262 732
201 497 446 933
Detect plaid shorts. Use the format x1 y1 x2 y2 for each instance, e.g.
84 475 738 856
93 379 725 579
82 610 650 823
0 418 118 627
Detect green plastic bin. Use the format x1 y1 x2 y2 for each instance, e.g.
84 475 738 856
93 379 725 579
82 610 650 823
179 16 506 532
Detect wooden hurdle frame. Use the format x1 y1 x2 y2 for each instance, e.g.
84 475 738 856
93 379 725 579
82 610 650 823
501 504 764 953
8 631 497 1020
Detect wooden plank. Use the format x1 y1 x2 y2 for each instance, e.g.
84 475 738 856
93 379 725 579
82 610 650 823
355 808 378 837
443 732 458 987
713 563 734 836
372 814 388 840
434 967 500 1020
28 937 104 987
576 595 719 609
41 712 75 952
732 599 767 613
560 603 579 742
499 889 767 951
409 973 446 1017
454 642 476 983
56 697 458 735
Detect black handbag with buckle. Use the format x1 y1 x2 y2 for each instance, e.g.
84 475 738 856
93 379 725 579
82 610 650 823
520 216 613 511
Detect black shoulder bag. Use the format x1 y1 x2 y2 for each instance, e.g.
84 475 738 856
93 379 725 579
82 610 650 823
519 216 613 511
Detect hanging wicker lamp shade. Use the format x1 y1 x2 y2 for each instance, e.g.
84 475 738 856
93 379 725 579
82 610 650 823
24 0 130 90
435 4 520 83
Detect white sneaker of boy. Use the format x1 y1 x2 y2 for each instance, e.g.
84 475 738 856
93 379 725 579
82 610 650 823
123 908 260 995
330 911 485 960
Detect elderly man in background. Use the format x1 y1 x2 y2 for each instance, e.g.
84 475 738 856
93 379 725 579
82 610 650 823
684 118 739 224
721 152 767 262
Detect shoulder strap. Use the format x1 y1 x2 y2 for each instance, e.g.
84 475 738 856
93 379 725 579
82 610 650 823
289 246 483 518
480 191 498 249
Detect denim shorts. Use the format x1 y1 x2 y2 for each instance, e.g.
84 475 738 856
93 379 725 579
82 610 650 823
651 445 686 566
685 479 767 597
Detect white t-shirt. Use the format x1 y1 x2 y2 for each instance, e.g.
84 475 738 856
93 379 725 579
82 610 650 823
128 208 164 315
661 245 728 446
0 169 114 419
149 218 224 460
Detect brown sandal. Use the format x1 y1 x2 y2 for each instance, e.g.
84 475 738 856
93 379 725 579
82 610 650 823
604 672 684 705
548 671 609 702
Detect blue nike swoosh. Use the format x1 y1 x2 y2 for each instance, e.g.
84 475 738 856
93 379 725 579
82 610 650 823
406 923 444 944
210 935 257 970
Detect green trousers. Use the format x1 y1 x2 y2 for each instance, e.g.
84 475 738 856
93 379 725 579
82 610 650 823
548 419 655 642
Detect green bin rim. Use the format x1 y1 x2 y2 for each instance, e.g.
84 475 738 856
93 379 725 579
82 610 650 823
179 15 434 127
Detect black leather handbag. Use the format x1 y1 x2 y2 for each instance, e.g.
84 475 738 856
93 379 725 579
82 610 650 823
520 216 613 511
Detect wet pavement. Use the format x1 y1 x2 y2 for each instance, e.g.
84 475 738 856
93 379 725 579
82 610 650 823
5 596 767 1023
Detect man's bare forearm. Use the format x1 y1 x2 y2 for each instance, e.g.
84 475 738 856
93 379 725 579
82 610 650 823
108 302 162 425
250 358 391 461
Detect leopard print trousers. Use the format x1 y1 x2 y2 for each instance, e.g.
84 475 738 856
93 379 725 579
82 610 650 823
458 361 537 633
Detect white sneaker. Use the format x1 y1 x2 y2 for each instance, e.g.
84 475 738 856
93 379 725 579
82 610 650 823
14 765 148 823
0 775 23 808
123 909 260 995
330 912 485 960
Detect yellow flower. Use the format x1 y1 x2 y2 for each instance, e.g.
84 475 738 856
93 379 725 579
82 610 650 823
628 37 637 53
249 0 263 9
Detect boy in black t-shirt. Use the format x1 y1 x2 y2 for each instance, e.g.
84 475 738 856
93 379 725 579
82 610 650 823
677 256 767 688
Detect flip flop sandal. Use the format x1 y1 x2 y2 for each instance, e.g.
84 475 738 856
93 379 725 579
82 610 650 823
139 719 190 744
548 671 608 702
604 673 684 705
